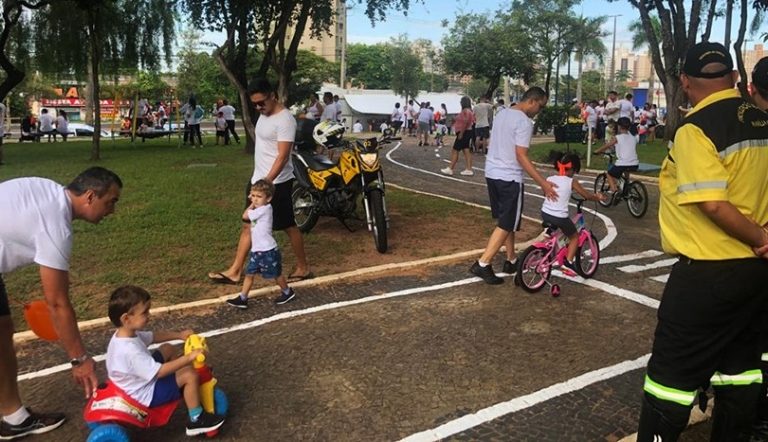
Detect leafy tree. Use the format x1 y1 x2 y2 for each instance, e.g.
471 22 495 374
32 0 177 159
442 11 536 98
286 49 338 106
419 71 448 93
176 28 239 109
614 69 633 83
0 0 51 103
571 15 608 103
578 70 606 102
389 35 421 101
465 78 489 100
346 43 392 89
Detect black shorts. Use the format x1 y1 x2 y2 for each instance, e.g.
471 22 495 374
244 179 296 231
0 275 8 317
486 178 524 232
540 211 577 237
608 164 639 178
453 131 472 151
646 258 768 400
391 121 403 129
476 126 490 140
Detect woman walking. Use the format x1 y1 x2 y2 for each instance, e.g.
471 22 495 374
441 96 475 176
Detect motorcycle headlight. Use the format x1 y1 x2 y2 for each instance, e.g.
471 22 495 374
360 153 377 167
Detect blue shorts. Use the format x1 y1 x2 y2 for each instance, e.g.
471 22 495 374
245 248 282 279
608 164 639 179
486 179 524 232
149 350 182 407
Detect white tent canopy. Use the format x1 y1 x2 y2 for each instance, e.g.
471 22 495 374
342 92 465 115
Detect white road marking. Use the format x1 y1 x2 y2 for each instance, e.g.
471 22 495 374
399 354 651 442
601 250 665 264
618 258 678 274
387 143 618 251
650 274 670 283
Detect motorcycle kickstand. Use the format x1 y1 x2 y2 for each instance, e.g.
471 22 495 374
338 217 356 232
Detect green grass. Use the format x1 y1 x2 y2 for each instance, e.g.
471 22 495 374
529 139 669 175
0 135 496 328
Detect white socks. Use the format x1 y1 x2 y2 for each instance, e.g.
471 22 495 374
478 261 489 267
3 406 30 425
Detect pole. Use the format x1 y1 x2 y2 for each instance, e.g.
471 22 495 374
339 0 347 89
609 15 620 92
587 120 593 168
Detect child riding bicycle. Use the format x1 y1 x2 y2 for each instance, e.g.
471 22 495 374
541 152 606 276
593 117 639 195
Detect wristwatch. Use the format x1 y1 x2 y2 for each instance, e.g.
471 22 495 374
69 354 89 367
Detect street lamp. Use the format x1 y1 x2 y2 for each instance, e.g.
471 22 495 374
607 14 622 92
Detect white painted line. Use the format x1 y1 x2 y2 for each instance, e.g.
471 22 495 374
17 276 496 382
399 354 650 442
650 274 669 283
618 258 678 274
557 273 660 309
386 143 618 251
600 250 665 264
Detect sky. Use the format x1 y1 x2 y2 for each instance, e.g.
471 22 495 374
346 0 762 53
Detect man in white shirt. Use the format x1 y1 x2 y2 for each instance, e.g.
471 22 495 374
219 99 240 144
603 91 621 139
417 105 433 146
584 100 598 143
38 108 56 142
619 93 635 120
0 167 122 439
320 92 337 122
208 78 312 286
353 120 364 133
473 96 493 153
470 87 558 284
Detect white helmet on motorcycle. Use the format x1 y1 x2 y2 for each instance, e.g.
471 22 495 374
313 120 346 148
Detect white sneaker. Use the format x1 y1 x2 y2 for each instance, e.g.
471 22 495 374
440 167 453 175
460 169 474 176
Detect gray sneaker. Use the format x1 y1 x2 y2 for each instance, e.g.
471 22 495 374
470 261 504 285
0 410 65 440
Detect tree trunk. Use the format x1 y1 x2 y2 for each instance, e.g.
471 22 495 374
701 0 718 41
87 5 101 161
484 73 500 99
0 5 25 103
724 0 733 49
214 48 255 151
734 0 749 99
663 77 686 139
84 59 94 125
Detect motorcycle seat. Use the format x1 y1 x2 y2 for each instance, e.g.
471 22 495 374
296 151 338 171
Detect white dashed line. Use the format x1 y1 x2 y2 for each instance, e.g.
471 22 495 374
600 250 666 264
618 258 678 273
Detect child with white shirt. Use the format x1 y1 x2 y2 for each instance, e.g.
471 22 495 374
106 285 225 436
540 153 606 276
227 179 295 308
594 117 640 194
214 111 228 145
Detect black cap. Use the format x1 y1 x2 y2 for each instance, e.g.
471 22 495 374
682 42 733 78
752 57 768 90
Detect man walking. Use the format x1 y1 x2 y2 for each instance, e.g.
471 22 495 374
473 96 493 154
208 78 311 293
470 87 558 284
219 99 240 144
0 167 122 439
636 42 768 441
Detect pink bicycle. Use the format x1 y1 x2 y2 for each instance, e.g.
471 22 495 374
514 196 600 297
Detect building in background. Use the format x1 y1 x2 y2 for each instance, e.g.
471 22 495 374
296 0 347 63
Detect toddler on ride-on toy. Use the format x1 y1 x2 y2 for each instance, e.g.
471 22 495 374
540 152 606 276
99 285 225 437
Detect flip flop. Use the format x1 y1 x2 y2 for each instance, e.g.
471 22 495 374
287 272 315 282
208 272 239 285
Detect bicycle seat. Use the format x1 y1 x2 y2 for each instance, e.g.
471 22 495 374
541 221 558 230
294 150 338 171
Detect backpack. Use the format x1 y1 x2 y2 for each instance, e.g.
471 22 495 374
194 106 204 120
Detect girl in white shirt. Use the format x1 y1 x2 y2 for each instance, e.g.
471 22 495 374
540 153 606 276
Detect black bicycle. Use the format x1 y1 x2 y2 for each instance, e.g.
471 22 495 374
593 152 649 218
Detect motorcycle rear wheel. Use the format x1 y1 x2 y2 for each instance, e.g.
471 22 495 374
368 189 388 253
292 183 319 233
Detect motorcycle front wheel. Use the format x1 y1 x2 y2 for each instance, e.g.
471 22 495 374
292 183 319 233
368 189 388 253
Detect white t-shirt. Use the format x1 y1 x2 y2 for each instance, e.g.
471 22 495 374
56 116 69 134
485 108 533 183
380 122 389 132
39 113 54 131
248 205 277 252
0 178 73 273
219 104 236 121
215 117 227 131
542 175 573 218
474 102 493 128
615 133 640 166
320 103 337 121
619 99 634 119
353 122 363 133
604 100 621 121
252 109 296 185
106 331 161 407
391 108 403 122
585 106 597 128
417 108 433 123
410 105 420 119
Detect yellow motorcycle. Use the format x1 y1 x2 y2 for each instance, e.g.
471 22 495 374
291 122 397 253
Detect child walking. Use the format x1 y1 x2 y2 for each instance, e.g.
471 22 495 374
106 285 225 436
214 111 228 145
540 152 606 277
227 179 296 308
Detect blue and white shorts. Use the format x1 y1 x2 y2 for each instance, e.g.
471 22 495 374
245 248 283 279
